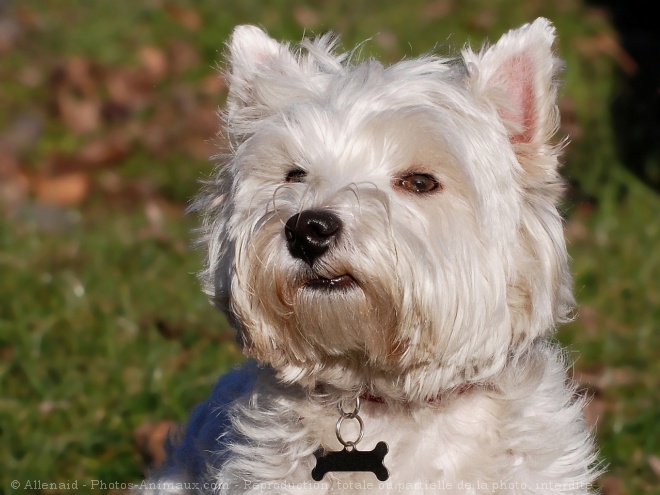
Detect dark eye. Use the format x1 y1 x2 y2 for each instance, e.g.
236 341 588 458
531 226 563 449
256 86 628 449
285 168 307 183
393 173 440 194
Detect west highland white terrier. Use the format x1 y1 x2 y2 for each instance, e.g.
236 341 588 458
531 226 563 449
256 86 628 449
141 18 600 494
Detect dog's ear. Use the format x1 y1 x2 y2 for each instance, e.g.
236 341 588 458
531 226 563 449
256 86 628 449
225 25 299 119
462 18 563 157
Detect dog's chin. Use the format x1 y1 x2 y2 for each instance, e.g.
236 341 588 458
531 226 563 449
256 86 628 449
302 274 359 292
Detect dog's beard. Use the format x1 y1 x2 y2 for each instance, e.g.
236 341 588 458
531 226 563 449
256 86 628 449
290 270 399 362
241 243 401 369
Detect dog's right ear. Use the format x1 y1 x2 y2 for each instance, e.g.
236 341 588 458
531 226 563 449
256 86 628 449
225 25 299 123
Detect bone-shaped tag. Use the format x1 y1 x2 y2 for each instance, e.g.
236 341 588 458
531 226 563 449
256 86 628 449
311 441 389 481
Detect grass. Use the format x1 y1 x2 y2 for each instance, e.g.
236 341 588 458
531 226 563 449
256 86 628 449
1 0 658 493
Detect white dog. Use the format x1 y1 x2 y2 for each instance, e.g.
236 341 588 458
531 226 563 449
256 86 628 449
140 18 600 494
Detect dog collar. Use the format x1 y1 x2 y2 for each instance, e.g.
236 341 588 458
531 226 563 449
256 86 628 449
359 383 479 406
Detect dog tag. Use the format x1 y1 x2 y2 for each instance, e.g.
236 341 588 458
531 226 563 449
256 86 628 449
311 441 389 481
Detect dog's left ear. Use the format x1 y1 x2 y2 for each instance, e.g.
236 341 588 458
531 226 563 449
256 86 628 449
463 18 563 159
225 25 299 122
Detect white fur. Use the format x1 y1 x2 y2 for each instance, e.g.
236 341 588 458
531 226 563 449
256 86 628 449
140 19 600 494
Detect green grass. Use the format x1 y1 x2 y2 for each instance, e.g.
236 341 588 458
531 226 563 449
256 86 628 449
1 0 658 493
0 210 241 485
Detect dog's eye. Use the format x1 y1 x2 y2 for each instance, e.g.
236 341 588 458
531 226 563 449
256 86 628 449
285 168 307 183
394 173 440 194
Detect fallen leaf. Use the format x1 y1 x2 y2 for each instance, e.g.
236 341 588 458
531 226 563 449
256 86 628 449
134 421 179 468
189 106 218 135
139 45 168 81
599 476 622 495
200 74 226 96
559 95 583 142
0 113 44 153
468 9 498 31
34 172 89 206
57 91 101 134
573 33 637 75
565 218 589 243
63 56 98 94
581 394 606 429
16 6 42 30
166 5 201 31
293 6 320 28
576 305 600 336
0 150 29 210
104 67 152 110
649 455 660 477
375 31 398 52
0 17 21 53
97 171 123 194
77 133 131 167
17 66 43 88
574 365 607 390
168 39 201 75
420 0 454 21
0 146 19 177
183 136 216 161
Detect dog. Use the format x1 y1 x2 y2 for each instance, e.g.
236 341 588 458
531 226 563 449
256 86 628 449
139 18 600 494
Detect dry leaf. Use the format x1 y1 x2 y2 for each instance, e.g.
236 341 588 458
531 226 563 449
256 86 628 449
166 5 201 31
104 67 152 110
168 39 200 75
577 305 600 336
34 172 89 206
51 57 101 134
57 92 101 134
17 66 43 88
599 475 622 495
469 9 498 31
0 146 19 177
134 421 179 467
77 133 130 167
565 218 589 243
420 0 454 21
189 106 218 135
649 455 660 477
0 17 21 53
200 74 226 96
139 45 168 81
581 394 606 429
574 33 637 75
183 136 215 161
0 153 29 209
16 6 41 30
293 6 320 28
375 31 398 52
63 56 97 94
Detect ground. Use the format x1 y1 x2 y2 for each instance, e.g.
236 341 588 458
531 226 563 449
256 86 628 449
0 1 658 494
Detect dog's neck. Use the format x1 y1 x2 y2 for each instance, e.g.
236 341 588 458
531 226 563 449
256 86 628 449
360 383 481 406
315 383 484 408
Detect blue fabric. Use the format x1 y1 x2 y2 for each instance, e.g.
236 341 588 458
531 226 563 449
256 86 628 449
158 360 259 480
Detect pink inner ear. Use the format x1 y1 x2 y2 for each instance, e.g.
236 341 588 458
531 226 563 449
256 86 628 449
498 54 536 145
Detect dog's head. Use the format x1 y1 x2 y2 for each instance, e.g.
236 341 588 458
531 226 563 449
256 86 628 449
196 19 572 401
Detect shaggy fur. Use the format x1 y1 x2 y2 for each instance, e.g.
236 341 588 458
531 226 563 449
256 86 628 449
140 18 599 494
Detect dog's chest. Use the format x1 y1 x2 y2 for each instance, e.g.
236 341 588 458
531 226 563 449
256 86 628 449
298 394 506 494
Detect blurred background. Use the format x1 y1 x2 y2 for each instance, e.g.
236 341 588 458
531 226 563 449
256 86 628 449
0 0 658 493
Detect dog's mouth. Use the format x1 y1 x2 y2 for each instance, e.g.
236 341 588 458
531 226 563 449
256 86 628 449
303 274 358 291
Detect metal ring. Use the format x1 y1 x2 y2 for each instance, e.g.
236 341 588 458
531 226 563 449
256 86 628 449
335 414 364 448
337 397 361 419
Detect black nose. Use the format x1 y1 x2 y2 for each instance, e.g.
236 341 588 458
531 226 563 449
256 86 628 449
285 210 342 264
